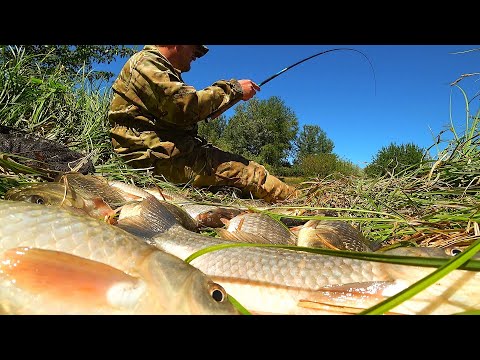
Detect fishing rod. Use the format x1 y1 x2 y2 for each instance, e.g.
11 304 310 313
205 47 376 122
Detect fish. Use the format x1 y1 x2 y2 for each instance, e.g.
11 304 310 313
216 212 297 245
56 173 247 229
6 175 199 231
259 206 312 227
105 178 226 229
5 182 116 222
118 200 199 232
0 200 240 315
60 173 234 230
217 213 374 251
56 172 193 207
56 172 129 209
0 125 95 176
180 203 244 229
294 220 377 252
115 195 480 315
107 178 192 203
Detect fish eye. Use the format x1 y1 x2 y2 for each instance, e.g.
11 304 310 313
450 248 463 256
30 195 45 205
445 247 463 256
210 283 227 302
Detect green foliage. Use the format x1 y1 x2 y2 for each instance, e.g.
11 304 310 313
0 45 115 165
334 157 363 177
222 96 298 170
417 87 480 188
295 124 334 163
294 153 362 178
364 142 425 178
0 46 73 130
0 45 138 82
197 114 228 147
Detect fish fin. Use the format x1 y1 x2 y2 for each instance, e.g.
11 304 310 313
79 195 117 223
52 179 117 223
298 281 405 314
313 234 342 250
116 194 181 239
220 218 230 226
297 302 367 315
215 229 270 244
116 217 160 240
215 228 236 240
289 224 303 232
0 247 145 311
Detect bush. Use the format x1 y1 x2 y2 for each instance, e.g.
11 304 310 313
364 142 425 178
294 153 362 178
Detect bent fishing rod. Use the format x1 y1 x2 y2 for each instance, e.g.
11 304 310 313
205 47 376 122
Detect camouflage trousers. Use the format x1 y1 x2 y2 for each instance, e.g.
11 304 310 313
112 130 297 203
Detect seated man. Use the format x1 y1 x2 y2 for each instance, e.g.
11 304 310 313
108 45 298 203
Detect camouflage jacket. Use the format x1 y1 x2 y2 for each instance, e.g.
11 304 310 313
108 45 244 138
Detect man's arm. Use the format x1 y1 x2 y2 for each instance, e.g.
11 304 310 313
126 56 245 126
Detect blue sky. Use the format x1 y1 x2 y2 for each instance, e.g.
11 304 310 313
96 45 480 168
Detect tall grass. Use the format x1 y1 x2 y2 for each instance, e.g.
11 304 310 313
0 45 115 166
297 88 480 250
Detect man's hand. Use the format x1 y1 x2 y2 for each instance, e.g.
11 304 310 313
206 79 260 121
238 79 261 100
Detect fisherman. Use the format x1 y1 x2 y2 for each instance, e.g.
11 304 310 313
107 45 299 203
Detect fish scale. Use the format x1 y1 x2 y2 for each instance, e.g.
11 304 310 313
1 204 145 272
116 196 480 314
156 233 392 314
160 232 389 288
225 212 297 245
124 197 389 287
0 200 240 315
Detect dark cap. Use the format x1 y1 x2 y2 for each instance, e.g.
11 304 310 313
195 45 209 58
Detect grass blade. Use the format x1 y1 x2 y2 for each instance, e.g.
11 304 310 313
359 238 480 315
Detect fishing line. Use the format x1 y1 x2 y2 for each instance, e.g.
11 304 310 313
206 47 377 121
259 47 376 93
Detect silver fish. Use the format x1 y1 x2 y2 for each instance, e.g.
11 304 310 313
0 200 240 315
217 212 297 245
116 196 480 315
295 220 376 252
6 175 199 231
5 182 116 222
56 172 129 209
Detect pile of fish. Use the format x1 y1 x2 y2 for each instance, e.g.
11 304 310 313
1 172 479 315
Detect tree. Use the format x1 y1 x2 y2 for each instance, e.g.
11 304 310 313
364 142 425 178
0 45 138 81
295 124 334 163
222 96 298 170
197 114 228 147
